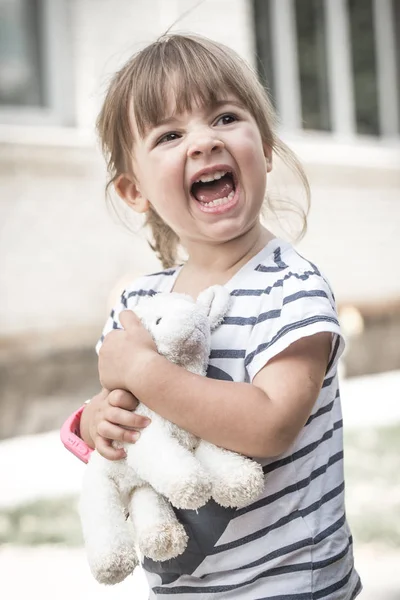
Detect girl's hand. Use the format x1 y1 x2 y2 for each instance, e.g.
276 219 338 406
98 310 158 392
80 388 151 460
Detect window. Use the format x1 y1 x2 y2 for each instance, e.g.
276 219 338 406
0 0 44 107
295 0 330 131
392 0 400 129
348 0 379 135
253 0 400 138
0 0 74 126
253 0 276 103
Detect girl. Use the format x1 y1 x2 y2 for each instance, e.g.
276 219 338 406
62 34 361 599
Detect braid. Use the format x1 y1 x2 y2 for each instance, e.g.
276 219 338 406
145 208 179 269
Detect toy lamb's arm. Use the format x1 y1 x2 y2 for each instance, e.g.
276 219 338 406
194 440 264 508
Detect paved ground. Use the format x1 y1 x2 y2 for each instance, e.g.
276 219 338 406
0 544 399 599
0 546 146 599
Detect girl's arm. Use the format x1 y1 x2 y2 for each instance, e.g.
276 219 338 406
98 311 332 458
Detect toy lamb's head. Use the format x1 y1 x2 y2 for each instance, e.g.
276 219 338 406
134 285 231 371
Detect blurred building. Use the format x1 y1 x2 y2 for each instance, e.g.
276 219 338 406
0 0 399 436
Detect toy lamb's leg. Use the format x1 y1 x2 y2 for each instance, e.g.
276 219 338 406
125 422 212 509
80 458 138 585
194 440 265 509
129 485 188 561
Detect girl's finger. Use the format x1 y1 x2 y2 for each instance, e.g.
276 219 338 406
106 406 151 429
97 420 142 444
119 310 141 330
108 389 139 410
95 436 127 461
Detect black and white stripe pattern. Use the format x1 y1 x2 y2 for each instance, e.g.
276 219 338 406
97 239 361 599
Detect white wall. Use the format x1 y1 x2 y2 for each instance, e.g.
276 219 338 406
72 0 255 131
289 138 400 305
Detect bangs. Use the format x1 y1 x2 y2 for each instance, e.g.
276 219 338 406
131 36 261 137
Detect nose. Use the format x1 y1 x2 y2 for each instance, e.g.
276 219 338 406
187 134 224 159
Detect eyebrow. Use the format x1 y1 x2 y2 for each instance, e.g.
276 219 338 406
152 99 246 129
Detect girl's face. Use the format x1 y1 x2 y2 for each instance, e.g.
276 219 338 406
118 93 272 251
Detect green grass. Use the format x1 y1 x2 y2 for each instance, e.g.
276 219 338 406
344 424 400 548
0 496 83 546
1 425 399 548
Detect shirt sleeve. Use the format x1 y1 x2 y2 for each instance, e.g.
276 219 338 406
95 288 141 355
96 290 131 354
245 269 345 382
95 271 170 355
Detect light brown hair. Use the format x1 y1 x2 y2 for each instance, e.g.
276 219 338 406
97 34 310 268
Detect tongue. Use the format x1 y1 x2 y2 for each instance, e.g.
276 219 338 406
193 175 234 203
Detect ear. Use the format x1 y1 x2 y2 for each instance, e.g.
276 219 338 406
114 174 150 213
263 145 273 173
197 285 231 330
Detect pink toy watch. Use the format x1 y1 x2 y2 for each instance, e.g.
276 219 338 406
60 402 94 464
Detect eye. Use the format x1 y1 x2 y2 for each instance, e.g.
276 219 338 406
215 113 238 126
155 317 162 325
156 132 181 145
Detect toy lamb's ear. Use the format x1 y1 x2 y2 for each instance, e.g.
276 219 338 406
197 285 231 331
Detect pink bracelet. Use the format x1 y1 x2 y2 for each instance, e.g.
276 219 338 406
60 404 94 464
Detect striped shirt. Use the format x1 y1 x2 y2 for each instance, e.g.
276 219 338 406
98 238 362 599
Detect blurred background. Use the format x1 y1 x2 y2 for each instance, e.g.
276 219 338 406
0 0 399 598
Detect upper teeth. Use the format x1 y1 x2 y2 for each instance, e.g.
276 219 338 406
195 170 228 183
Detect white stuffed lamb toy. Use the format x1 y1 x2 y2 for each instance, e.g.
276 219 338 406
79 285 264 585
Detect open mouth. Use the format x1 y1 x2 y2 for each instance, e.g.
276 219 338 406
190 170 236 209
